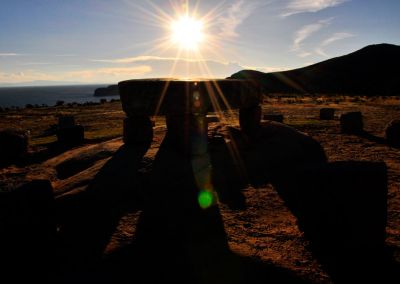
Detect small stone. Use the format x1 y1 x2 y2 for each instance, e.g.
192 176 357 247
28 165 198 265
320 108 335 120
263 114 284 123
340 111 363 134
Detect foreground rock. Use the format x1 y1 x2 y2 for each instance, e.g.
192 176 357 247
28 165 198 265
0 129 29 167
0 179 56 282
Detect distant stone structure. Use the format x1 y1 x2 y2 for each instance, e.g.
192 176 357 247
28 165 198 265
340 111 363 133
319 108 335 120
56 115 84 146
263 114 284 123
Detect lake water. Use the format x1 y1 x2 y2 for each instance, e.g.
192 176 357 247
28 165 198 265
0 85 118 108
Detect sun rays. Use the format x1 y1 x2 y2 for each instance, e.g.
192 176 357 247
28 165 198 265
120 1 251 188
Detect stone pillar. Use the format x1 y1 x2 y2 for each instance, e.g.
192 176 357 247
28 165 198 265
123 115 153 148
239 105 262 135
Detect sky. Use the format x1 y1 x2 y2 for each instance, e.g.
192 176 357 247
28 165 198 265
0 0 399 86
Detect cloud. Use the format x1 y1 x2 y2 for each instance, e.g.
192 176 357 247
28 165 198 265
283 0 348 17
298 51 313 58
321 32 354 46
89 55 285 77
314 47 329 57
0 55 284 84
67 66 152 81
316 32 355 57
18 62 56 66
0 53 21 57
217 0 258 38
242 65 287 72
0 66 152 84
293 18 333 51
0 70 57 83
90 55 213 64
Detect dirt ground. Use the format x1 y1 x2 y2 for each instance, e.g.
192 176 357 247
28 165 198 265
1 96 400 283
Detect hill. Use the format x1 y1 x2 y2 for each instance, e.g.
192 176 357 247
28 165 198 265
94 84 119 97
229 43 400 95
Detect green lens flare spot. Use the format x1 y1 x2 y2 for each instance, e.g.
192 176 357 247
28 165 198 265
198 191 214 209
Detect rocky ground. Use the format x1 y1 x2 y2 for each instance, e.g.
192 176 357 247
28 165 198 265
1 96 400 283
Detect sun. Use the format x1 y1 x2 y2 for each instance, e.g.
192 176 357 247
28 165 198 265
170 15 204 50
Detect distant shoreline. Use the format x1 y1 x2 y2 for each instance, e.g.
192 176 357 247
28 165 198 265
0 84 114 108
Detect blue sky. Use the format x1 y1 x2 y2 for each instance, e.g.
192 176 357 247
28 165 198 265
0 0 399 85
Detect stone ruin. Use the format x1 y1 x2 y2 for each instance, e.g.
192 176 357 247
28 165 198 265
0 79 392 282
0 128 29 166
118 78 390 281
56 115 84 146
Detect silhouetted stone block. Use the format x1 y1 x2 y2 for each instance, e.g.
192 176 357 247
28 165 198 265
240 106 262 134
118 79 262 116
0 180 56 280
340 111 363 133
123 116 153 147
57 124 84 146
319 108 335 120
58 115 75 128
263 114 284 123
385 119 400 148
276 161 388 280
0 129 29 166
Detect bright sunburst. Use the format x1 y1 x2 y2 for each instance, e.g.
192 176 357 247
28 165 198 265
170 15 204 50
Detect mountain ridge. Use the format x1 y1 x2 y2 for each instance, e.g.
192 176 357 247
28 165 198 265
229 43 400 95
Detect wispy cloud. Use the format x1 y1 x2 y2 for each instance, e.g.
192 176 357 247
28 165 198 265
321 32 354 46
18 62 56 66
0 53 21 57
242 65 288 72
298 51 313 58
0 70 56 83
316 32 355 56
217 0 259 38
54 54 77 57
283 0 348 17
293 18 333 51
0 66 152 84
90 55 214 64
68 66 152 79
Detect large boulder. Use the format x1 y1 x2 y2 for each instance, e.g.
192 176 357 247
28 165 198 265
276 161 388 282
0 129 29 166
209 121 327 208
0 179 56 282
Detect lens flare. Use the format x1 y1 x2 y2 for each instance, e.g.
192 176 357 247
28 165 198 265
198 190 214 209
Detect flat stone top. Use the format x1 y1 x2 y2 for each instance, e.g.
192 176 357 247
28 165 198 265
118 78 262 116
